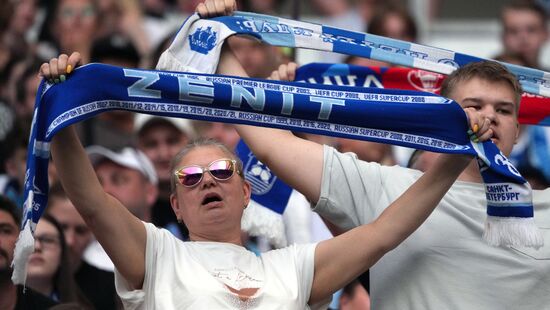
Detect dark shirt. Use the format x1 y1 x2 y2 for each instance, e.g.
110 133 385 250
15 285 58 310
151 197 189 240
75 261 118 310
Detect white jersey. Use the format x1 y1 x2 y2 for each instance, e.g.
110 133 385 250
314 145 550 310
115 222 318 309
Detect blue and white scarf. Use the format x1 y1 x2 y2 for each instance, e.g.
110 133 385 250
12 12 545 284
157 12 550 98
12 63 541 283
236 140 293 248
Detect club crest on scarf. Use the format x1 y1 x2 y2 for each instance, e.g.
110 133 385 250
189 26 217 54
236 141 292 215
244 154 277 195
407 70 445 93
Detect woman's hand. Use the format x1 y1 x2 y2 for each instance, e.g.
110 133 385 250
196 0 237 18
38 52 81 84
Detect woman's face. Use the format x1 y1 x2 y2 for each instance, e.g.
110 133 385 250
55 0 98 50
170 146 251 241
27 220 62 283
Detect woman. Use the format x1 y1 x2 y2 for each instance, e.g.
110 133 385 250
40 2 492 308
26 214 88 306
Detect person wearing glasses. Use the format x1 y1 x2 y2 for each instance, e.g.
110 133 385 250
25 213 90 306
41 47 490 308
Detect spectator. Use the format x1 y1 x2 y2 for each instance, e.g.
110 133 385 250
227 35 284 79
500 0 549 69
0 195 58 309
346 4 418 68
44 0 101 63
26 214 90 306
80 33 142 149
42 17 486 307
235 59 550 309
12 59 43 122
193 121 241 150
0 0 39 101
83 145 158 271
0 117 30 209
48 182 119 310
135 115 196 239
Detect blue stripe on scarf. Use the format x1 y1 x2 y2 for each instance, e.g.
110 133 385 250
25 63 532 229
488 206 534 218
217 11 550 97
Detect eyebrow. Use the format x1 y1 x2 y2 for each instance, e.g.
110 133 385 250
461 98 516 108
461 98 482 104
496 101 515 108
0 222 17 231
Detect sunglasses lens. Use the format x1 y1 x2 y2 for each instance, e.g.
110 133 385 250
210 169 233 180
178 166 203 186
176 160 236 187
209 160 235 180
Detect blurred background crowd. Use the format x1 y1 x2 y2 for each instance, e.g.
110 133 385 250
0 0 549 309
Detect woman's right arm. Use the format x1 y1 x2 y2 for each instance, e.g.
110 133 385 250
45 53 147 289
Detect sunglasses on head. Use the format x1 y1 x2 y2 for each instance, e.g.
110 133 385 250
175 158 239 187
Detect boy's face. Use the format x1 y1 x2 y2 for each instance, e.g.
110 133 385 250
449 77 519 157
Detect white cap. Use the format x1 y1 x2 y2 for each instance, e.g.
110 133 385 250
86 145 158 185
134 114 196 139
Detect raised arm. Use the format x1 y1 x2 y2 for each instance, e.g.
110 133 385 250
215 24 324 203
42 53 147 289
309 111 492 303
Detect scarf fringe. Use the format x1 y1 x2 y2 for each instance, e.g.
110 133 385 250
11 220 34 285
484 216 544 249
241 200 287 249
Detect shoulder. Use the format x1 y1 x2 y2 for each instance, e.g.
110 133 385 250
15 286 58 309
262 243 317 263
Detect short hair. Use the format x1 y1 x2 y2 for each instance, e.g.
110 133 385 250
0 195 21 225
48 182 69 209
440 61 523 112
501 0 548 26
169 138 244 194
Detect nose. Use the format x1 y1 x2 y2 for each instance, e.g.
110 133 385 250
200 170 217 188
158 144 171 160
34 239 43 251
481 105 497 125
102 181 116 196
65 229 75 248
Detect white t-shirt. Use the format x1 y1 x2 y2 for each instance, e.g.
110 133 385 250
115 223 318 309
314 145 550 310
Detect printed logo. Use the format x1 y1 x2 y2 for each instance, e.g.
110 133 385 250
244 153 277 195
494 153 521 177
438 58 459 68
188 26 217 54
407 70 445 93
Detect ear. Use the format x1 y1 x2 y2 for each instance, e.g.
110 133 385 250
242 180 251 207
170 193 180 217
514 122 520 145
4 157 16 177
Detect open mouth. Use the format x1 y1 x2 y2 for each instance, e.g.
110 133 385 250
202 193 223 206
